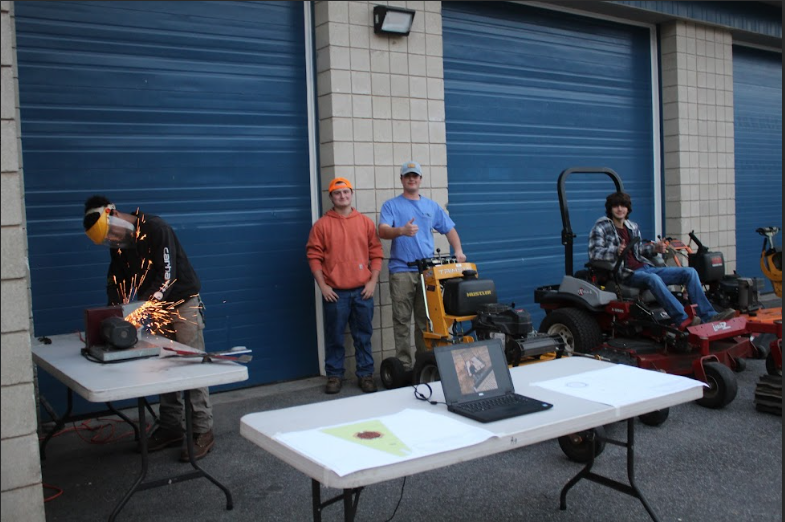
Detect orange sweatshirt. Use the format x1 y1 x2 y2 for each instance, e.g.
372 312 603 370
306 209 383 290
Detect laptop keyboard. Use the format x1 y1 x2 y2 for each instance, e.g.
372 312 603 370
456 394 533 413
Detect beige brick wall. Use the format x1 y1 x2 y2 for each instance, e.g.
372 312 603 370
314 1 447 370
0 1 46 520
660 21 737 270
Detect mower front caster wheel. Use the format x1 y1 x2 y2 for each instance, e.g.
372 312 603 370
380 357 412 390
413 351 440 384
696 362 738 409
638 408 670 426
558 425 606 463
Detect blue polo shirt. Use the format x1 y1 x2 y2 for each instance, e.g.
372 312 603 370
379 195 455 273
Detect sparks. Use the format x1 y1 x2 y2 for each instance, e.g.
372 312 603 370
124 299 184 337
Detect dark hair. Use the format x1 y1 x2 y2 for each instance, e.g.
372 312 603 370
605 192 632 219
83 195 113 231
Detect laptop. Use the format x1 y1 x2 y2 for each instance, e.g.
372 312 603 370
433 339 553 423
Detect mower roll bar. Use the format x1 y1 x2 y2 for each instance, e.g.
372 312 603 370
557 167 624 276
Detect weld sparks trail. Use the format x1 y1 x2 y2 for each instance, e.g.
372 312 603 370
124 300 184 337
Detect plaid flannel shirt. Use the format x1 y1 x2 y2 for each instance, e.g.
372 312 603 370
588 216 656 275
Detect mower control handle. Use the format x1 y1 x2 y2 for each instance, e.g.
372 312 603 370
407 253 459 272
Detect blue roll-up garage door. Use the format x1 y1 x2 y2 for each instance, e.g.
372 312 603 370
733 46 782 293
16 1 317 414
443 2 656 327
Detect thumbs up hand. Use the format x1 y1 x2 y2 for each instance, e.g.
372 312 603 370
403 218 419 237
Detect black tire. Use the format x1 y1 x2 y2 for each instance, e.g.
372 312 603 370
731 357 747 373
696 362 738 409
558 425 607 463
413 351 440 384
752 334 775 359
380 357 411 389
766 351 782 377
539 308 603 354
639 408 670 426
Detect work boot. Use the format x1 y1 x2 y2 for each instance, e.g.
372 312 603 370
325 376 342 394
358 375 377 393
708 309 736 322
179 430 215 462
143 426 184 453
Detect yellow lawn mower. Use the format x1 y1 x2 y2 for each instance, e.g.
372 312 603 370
380 251 566 389
757 226 782 298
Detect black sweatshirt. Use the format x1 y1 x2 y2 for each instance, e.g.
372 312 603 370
106 211 200 306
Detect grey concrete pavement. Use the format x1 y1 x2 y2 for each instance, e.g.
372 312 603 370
40 296 782 522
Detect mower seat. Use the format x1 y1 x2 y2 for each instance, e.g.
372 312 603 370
585 260 657 303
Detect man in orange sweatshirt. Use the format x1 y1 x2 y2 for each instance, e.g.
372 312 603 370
307 178 383 394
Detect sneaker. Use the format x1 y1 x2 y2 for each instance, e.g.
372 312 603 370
179 430 215 462
325 376 342 394
708 309 736 322
358 375 377 393
143 426 184 453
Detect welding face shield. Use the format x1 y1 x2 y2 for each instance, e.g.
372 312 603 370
85 206 136 249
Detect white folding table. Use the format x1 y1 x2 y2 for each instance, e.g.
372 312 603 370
241 356 704 522
32 332 248 521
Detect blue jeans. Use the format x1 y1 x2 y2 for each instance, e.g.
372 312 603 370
323 287 375 378
627 266 718 324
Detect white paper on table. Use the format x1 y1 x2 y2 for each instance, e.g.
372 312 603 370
531 364 706 407
273 408 495 477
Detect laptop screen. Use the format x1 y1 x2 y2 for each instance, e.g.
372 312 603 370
434 339 515 405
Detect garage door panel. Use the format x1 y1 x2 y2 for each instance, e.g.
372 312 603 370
16 1 317 416
733 46 782 291
444 2 655 327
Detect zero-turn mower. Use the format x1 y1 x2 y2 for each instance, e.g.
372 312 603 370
533 167 778 411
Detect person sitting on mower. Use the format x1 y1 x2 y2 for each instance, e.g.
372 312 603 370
588 191 736 330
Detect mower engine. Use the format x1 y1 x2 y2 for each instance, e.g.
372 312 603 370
688 234 764 314
473 303 566 366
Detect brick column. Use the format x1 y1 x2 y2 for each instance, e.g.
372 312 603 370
313 1 447 369
660 21 736 269
1 2 46 520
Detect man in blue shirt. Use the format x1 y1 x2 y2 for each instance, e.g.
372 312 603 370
379 161 466 370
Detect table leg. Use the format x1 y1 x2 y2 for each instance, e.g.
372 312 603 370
108 391 233 521
311 479 363 522
39 389 74 460
559 419 660 522
39 391 153 458
109 398 151 521
181 389 233 509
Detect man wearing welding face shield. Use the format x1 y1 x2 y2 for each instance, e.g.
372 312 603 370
83 195 215 461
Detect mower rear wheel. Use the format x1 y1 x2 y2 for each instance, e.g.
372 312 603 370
413 351 440 384
558 425 606 463
766 352 782 377
638 408 670 426
539 308 602 354
380 357 411 390
696 362 738 409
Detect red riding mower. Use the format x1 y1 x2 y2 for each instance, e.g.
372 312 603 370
534 167 778 413
380 252 566 389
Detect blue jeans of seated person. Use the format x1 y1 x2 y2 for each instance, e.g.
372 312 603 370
627 265 718 325
323 287 375 379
